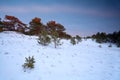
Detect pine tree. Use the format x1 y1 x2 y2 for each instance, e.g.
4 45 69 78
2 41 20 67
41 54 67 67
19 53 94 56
29 17 43 35
3 15 26 32
47 21 64 48
70 37 76 45
51 30 60 48
76 35 82 44
117 36 120 47
38 28 51 46
22 56 35 70
95 32 107 43
0 18 4 32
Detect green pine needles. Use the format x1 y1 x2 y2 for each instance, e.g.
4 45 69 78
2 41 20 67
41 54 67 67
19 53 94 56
22 56 35 70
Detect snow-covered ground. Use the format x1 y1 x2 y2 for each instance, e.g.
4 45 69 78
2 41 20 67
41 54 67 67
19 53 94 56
0 31 120 80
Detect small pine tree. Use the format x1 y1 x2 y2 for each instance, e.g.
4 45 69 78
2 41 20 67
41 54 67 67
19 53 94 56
51 30 60 48
22 56 35 70
70 37 76 45
38 29 51 46
75 35 82 44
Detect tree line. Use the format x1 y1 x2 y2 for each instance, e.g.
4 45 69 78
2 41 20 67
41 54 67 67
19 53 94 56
91 31 120 47
0 15 119 47
0 15 82 48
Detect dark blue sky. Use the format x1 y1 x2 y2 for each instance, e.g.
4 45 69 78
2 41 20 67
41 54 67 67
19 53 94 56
0 0 120 36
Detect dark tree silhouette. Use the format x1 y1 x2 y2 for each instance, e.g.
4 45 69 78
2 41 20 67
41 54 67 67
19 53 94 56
91 31 120 47
92 32 107 43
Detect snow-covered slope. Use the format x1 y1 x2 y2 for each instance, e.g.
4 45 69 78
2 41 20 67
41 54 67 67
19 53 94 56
0 31 120 80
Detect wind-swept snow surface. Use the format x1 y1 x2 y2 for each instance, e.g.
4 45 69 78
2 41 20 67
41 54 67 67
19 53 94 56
0 31 120 80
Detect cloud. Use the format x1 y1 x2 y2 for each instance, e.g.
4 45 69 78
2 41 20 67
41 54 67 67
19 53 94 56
0 5 120 17
0 5 66 13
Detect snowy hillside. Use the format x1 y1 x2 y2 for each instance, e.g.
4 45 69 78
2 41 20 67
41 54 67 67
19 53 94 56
0 31 120 80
